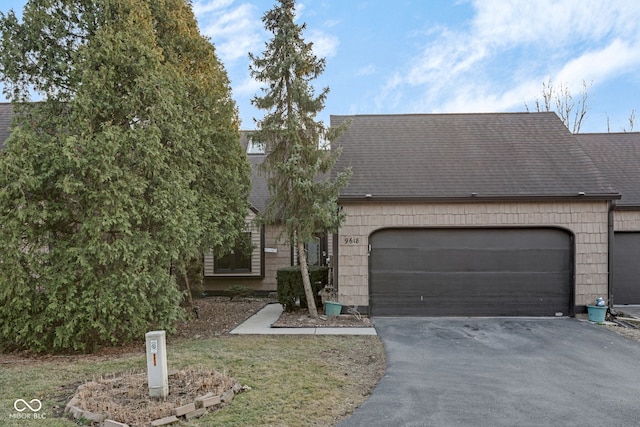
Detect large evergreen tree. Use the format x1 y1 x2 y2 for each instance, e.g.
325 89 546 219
250 0 351 318
0 0 250 352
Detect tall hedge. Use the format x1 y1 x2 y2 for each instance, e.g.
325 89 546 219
0 0 250 352
277 266 328 312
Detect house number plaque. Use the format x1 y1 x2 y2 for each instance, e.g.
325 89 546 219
343 236 362 245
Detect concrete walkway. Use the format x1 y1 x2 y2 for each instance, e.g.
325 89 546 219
230 303 377 335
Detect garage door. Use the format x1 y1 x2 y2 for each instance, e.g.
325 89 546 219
369 228 573 316
613 232 640 304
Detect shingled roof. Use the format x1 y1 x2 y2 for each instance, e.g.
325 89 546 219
0 103 13 150
578 132 640 208
331 112 618 201
240 131 269 213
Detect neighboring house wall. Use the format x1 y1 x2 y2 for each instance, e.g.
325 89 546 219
203 220 292 293
614 210 640 231
336 200 610 309
203 211 335 293
262 224 295 290
204 210 262 278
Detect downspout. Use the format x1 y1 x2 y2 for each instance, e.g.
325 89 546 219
608 199 616 312
333 204 344 299
332 231 338 292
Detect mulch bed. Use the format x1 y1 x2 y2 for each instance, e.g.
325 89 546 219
272 308 373 328
70 368 240 426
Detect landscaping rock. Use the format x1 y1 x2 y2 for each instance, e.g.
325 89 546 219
184 408 208 420
64 398 79 414
173 402 196 417
221 389 235 403
195 392 221 408
104 420 129 427
68 405 83 419
150 415 179 426
81 410 106 423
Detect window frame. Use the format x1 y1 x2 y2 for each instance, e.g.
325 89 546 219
214 232 252 273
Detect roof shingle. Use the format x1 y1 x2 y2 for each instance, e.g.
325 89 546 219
331 112 618 201
0 103 13 150
578 132 640 208
240 131 269 213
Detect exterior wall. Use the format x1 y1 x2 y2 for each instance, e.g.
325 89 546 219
203 223 291 293
262 224 294 290
336 201 610 309
614 210 640 231
204 210 262 278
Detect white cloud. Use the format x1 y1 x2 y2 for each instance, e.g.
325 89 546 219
374 72 404 112
356 64 376 76
472 0 616 46
192 0 235 15
555 39 640 86
195 1 264 64
233 75 264 98
375 0 640 117
308 30 339 58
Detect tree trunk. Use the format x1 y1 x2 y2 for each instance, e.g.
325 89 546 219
183 270 194 307
297 239 318 318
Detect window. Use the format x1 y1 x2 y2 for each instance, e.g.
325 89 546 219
306 236 322 266
246 139 265 154
302 235 327 267
214 233 252 273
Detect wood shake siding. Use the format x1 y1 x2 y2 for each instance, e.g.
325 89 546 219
614 210 640 231
204 211 262 277
337 201 610 309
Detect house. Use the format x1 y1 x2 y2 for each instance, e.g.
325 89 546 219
3 102 638 316
0 103 12 149
578 132 640 305
330 112 620 316
0 104 307 294
202 132 331 293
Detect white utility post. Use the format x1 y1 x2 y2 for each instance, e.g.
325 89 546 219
145 330 168 399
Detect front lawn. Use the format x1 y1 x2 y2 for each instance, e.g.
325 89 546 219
1 334 385 426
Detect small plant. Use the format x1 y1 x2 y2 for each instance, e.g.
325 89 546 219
347 306 362 321
319 286 338 304
227 285 253 301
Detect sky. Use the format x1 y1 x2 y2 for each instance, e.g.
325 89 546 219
2 0 640 133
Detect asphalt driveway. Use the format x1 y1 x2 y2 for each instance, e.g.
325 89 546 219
339 317 640 427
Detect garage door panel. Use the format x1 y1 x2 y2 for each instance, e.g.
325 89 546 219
372 228 568 249
371 294 569 316
613 232 640 304
372 248 570 272
369 228 572 316
371 272 571 301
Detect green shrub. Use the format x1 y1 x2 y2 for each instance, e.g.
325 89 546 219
227 285 254 300
276 266 328 312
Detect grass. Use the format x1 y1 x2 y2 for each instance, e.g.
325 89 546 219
1 335 385 426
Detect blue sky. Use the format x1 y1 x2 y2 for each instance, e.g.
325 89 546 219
2 0 640 133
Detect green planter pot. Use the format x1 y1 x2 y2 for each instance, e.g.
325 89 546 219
586 305 607 322
325 301 342 317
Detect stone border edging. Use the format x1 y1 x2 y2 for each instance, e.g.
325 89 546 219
64 380 249 426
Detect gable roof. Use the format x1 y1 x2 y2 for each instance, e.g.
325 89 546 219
331 112 618 202
0 103 13 150
578 132 640 209
240 131 269 213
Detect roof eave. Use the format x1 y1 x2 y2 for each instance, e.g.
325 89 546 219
338 193 622 203
613 204 640 211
